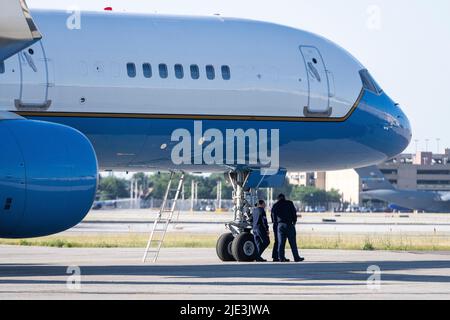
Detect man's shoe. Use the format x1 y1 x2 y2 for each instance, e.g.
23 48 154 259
294 257 305 262
255 257 267 262
280 259 291 262
273 259 280 262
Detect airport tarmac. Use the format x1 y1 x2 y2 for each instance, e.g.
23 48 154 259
1 246 450 300
2 210 450 299
76 210 450 235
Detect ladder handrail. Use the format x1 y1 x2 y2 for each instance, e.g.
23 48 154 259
142 172 185 263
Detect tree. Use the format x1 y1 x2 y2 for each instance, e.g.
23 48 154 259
290 185 341 206
97 176 129 200
144 173 233 200
326 189 342 203
273 178 294 200
132 172 149 191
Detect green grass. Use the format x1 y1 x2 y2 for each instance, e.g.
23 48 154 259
362 241 375 251
0 234 216 249
1 233 450 251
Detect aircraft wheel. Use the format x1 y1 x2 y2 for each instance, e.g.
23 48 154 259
231 232 257 262
216 233 236 262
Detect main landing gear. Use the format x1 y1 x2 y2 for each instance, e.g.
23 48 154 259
216 170 258 262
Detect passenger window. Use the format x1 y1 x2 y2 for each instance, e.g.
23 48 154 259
159 64 168 79
174 64 184 79
143 63 152 78
0 61 4 74
221 65 231 80
206 65 215 80
127 63 136 78
190 65 200 80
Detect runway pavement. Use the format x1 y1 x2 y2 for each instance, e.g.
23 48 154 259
75 210 450 235
1 246 450 299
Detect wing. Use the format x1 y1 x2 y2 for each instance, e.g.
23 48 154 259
0 0 42 61
355 165 395 191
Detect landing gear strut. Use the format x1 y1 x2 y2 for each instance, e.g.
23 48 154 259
216 170 258 262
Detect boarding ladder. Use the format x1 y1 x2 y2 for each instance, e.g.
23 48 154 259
142 172 185 263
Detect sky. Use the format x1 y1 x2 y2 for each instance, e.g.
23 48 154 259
28 0 450 154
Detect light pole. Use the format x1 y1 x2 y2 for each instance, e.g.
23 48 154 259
216 180 222 210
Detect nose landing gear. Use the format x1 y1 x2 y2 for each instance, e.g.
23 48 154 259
231 232 257 262
216 170 258 262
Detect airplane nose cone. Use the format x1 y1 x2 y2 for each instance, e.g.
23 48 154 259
359 91 412 159
395 104 412 147
385 101 412 158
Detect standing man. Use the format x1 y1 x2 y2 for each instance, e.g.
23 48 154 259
272 194 304 262
252 200 270 262
271 199 280 262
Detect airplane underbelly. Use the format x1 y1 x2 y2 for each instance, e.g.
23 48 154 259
24 98 400 173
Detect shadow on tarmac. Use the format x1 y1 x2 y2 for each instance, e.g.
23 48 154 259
1 260 450 286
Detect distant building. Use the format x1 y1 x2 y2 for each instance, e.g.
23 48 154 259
318 149 450 205
287 172 316 187
323 169 360 205
315 172 327 190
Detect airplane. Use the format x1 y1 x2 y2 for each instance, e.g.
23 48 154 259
357 166 450 213
0 0 411 261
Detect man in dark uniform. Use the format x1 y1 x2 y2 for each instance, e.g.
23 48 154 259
271 199 280 262
272 194 304 262
252 200 270 262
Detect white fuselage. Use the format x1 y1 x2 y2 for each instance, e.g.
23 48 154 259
0 10 411 173
0 10 363 118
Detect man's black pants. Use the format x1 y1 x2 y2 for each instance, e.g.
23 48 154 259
253 230 270 258
277 223 301 261
272 223 279 260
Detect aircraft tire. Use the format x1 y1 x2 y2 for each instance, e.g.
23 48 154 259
231 232 257 262
216 233 236 262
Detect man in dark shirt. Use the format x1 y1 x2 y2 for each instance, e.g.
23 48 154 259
272 194 304 262
252 200 270 262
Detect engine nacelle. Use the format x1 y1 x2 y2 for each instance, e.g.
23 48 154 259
0 119 98 238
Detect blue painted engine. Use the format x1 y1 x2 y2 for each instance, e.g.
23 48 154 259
0 119 98 238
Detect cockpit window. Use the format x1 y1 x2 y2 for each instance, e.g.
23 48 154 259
0 61 5 74
359 69 383 95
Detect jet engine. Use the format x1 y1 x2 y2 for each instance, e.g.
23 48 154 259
0 118 98 238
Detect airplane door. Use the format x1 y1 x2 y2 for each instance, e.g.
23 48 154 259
300 46 331 117
16 41 51 111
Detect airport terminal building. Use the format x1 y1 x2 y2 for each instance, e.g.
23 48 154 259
289 149 450 205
